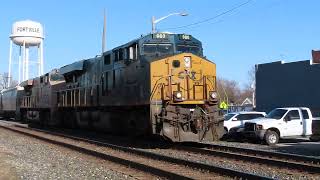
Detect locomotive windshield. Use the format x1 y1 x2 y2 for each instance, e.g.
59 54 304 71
176 44 201 55
143 43 173 56
50 73 65 82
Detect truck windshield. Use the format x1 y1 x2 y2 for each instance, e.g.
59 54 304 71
224 113 236 121
266 109 287 119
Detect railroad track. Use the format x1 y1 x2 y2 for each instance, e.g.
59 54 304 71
0 122 270 180
174 142 320 174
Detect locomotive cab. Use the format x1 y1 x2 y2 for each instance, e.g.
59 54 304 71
141 33 222 142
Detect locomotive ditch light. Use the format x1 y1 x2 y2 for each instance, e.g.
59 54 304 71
209 91 217 100
173 91 183 102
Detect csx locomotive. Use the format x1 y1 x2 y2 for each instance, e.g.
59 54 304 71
0 33 224 142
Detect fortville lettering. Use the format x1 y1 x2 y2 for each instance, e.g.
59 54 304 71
17 27 40 33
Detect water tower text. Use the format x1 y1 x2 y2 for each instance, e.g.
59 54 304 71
17 27 40 33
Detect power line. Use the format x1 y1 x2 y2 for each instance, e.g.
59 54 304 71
165 0 253 30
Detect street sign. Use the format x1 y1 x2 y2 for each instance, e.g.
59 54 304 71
219 101 228 110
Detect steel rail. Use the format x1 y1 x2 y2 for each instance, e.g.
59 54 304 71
0 124 271 180
199 143 320 165
0 125 191 179
175 145 320 174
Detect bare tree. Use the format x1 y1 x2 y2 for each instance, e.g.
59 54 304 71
216 77 242 105
0 73 8 90
238 66 255 104
0 72 18 90
217 66 256 106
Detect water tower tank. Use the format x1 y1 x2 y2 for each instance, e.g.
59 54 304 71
10 20 44 46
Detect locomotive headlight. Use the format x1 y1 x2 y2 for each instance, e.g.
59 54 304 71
176 92 182 98
209 91 217 99
173 91 183 102
184 56 191 68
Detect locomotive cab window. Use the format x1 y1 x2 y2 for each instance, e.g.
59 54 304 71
119 48 124 61
128 47 134 60
44 75 49 84
143 44 157 54
158 44 173 54
50 73 65 82
177 45 201 55
114 50 119 62
104 54 111 65
143 43 173 56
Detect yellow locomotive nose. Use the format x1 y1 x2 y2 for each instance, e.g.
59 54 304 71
150 52 222 142
150 53 217 105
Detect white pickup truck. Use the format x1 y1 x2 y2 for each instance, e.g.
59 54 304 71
242 107 313 145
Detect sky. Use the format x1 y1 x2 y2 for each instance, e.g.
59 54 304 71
0 0 319 87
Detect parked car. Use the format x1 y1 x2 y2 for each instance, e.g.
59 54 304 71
223 111 266 133
242 107 313 145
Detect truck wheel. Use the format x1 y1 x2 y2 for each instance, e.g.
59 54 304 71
223 127 228 135
265 130 279 146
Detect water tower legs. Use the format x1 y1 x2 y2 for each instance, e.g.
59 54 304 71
38 44 40 76
40 39 44 75
22 41 25 82
18 47 21 84
38 39 44 76
25 47 29 80
7 40 13 88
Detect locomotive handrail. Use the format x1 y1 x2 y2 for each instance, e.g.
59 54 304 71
150 75 171 101
21 95 38 108
205 76 216 91
58 87 86 107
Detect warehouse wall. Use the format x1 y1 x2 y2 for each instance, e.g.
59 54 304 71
256 60 320 113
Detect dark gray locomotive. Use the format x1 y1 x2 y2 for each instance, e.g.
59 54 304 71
0 33 223 142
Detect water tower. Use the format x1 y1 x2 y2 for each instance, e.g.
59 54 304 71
8 20 44 87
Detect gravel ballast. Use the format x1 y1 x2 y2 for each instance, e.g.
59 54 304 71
0 128 135 180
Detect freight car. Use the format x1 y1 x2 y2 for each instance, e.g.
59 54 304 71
2 33 224 142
